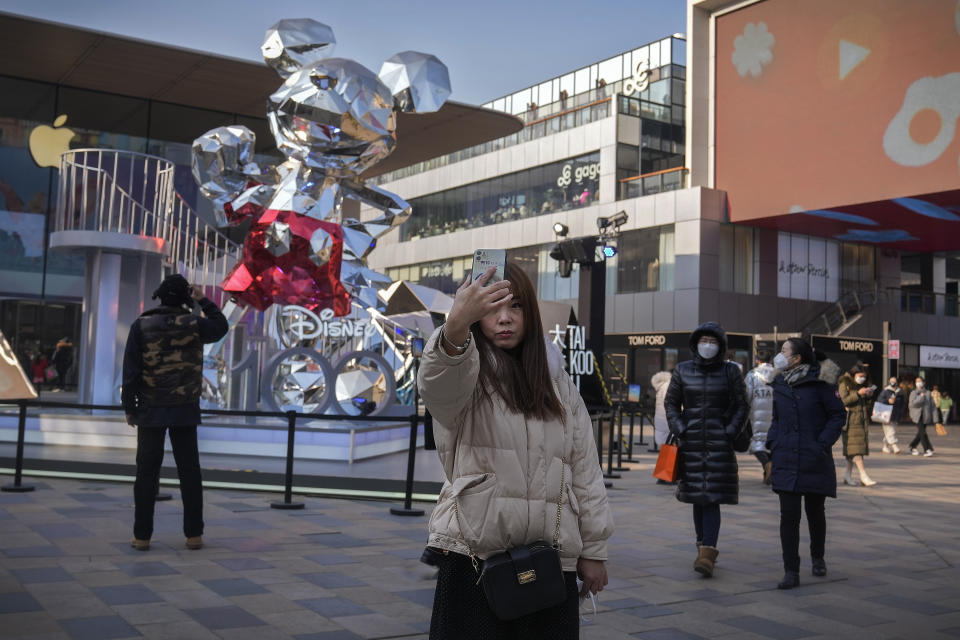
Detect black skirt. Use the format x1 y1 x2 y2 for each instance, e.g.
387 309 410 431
429 550 579 640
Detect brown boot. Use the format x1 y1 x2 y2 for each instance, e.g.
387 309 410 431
694 546 718 577
185 536 203 550
130 538 149 551
763 461 773 485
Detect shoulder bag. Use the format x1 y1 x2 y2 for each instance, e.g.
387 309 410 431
454 459 568 621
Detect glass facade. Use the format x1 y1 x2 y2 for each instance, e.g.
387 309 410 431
399 152 601 241
0 73 275 371
613 226 675 293
718 225 756 294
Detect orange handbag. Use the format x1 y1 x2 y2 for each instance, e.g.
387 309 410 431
653 434 680 482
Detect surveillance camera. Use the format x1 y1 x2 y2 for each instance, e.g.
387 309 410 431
553 222 569 237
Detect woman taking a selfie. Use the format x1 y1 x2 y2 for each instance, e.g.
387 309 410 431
418 262 614 639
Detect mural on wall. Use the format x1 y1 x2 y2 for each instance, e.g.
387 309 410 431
191 18 451 315
715 0 960 251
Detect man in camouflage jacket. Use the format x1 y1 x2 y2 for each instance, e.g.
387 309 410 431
122 274 228 551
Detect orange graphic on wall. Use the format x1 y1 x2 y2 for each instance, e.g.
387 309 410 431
716 0 960 223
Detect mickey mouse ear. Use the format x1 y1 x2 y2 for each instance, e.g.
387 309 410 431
379 51 451 113
261 19 336 79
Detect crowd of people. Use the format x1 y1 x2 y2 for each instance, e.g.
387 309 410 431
23 337 74 391
119 265 950 639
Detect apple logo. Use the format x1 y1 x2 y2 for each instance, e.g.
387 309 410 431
29 114 76 168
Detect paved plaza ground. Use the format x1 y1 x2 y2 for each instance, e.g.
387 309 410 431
1 423 958 639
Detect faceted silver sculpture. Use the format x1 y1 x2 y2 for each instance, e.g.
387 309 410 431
262 19 336 79
309 227 334 266
191 126 257 216
379 51 452 113
192 17 451 317
264 221 291 256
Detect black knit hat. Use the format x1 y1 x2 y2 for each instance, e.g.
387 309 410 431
152 274 193 308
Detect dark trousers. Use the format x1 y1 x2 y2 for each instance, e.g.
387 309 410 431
430 551 579 640
909 422 933 452
693 503 721 547
778 492 826 572
134 426 204 540
754 451 770 465
55 364 69 389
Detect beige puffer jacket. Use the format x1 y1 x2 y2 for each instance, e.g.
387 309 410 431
417 326 614 572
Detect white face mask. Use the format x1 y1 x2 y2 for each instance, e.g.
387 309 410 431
916 381 925 390
697 342 720 360
773 353 791 371
855 375 867 385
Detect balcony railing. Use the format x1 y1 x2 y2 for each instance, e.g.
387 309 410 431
618 166 688 199
55 148 242 301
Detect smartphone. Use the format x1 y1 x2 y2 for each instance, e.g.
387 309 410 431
471 249 506 285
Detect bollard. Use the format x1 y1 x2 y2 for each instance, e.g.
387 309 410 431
390 414 425 516
611 405 630 472
271 410 304 510
2 401 35 493
603 410 621 480
625 410 640 463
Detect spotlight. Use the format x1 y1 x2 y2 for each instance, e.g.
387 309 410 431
553 222 569 237
601 245 617 259
597 210 628 231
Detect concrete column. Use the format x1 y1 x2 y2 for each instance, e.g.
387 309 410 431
82 251 122 405
934 254 946 315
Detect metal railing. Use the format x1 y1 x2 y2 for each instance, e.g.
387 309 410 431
799 284 888 337
618 166 688 199
55 149 243 300
894 288 960 317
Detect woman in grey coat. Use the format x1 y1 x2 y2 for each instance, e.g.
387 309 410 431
908 377 936 456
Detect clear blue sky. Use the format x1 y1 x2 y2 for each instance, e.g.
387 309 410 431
1 0 685 105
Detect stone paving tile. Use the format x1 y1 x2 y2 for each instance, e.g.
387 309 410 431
299 571 366 589
297 596 372 617
800 603 893 627
213 557 274 571
331 612 420 637
134 620 219 639
113 561 178 578
58 615 140 640
184 604 266 630
393 587 435 609
2 546 65 558
199 577 269 596
292 632 363 640
0 590 43 613
91 584 163 605
869 593 957 616
10 567 72 584
630 629 711 640
29 524 93 539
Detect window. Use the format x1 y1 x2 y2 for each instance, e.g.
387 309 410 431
777 232 841 301
614 225 675 293
840 242 876 294
399 152 600 241
719 225 755 294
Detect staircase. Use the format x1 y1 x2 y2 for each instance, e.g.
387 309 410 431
799 284 891 337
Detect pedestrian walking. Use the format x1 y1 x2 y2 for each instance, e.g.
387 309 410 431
838 364 877 486
940 391 954 425
908 377 936 456
652 370 676 485
417 262 614 639
663 322 748 578
52 337 73 390
121 274 228 552
745 350 776 485
877 377 902 454
766 338 846 589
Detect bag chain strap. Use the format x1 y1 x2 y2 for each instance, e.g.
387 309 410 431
453 456 567 578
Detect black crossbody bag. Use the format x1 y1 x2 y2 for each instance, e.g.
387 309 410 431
454 459 568 621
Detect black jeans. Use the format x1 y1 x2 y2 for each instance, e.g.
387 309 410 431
430 551 578 639
134 426 204 540
778 492 826 572
693 503 721 547
909 422 933 452
754 451 770 465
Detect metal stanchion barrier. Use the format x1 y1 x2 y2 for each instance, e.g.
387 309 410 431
611 405 630 472
603 409 621 480
270 411 304 510
390 413 425 516
624 409 640 463
646 412 660 453
2 401 35 493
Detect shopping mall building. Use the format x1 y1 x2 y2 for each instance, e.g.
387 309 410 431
2 2 959 409
364 0 960 402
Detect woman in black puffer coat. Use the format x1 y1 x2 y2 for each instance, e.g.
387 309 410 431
664 322 748 578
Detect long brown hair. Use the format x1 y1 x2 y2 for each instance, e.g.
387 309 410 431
471 262 564 421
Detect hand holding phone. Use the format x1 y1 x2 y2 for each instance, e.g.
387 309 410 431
471 249 506 286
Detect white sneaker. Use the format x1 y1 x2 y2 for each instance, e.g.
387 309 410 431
892 445 901 454
882 445 891 454
860 475 877 487
923 450 934 457
911 449 920 456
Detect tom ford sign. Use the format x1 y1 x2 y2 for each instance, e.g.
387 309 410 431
920 345 960 369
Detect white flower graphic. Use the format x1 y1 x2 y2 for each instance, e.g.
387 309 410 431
732 22 775 78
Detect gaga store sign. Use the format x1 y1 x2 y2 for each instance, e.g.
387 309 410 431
920 345 960 369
